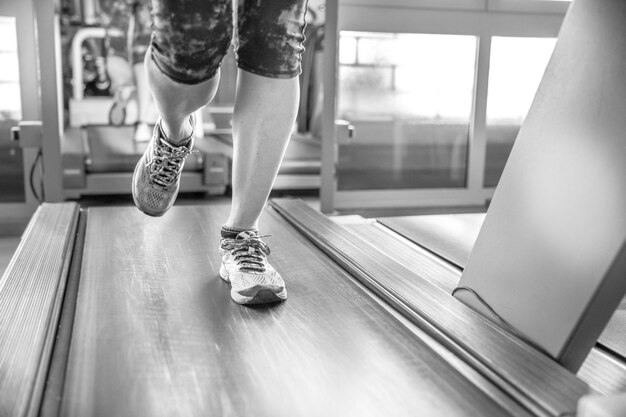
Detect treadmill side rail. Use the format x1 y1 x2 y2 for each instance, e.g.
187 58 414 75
270 198 589 417
0 203 80 417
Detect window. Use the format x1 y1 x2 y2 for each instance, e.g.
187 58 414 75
0 17 25 203
337 32 477 190
0 17 21 122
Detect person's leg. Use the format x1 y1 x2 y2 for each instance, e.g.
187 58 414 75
225 0 308 230
146 0 233 142
143 51 218 144
225 70 299 230
132 0 232 216
218 0 308 305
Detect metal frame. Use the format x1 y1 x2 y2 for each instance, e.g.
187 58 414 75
321 0 568 213
35 0 64 202
0 0 42 221
340 0 570 14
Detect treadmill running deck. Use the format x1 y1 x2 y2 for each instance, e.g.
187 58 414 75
59 205 514 417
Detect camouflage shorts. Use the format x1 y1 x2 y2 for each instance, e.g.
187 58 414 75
150 0 308 84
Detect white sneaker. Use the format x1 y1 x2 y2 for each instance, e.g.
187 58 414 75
219 231 287 305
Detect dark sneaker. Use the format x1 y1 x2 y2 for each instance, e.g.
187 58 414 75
219 231 287 305
132 117 194 217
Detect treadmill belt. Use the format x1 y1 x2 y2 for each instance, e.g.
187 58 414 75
380 213 626 364
61 205 515 417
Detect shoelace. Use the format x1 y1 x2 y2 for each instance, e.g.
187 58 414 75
147 138 193 188
221 233 271 273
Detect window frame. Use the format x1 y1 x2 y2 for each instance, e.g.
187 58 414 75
320 0 568 213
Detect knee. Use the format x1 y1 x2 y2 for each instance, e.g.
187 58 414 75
150 6 233 84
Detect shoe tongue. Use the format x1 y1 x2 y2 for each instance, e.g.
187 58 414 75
236 231 258 240
159 135 191 150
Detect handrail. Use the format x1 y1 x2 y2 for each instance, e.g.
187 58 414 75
70 27 123 101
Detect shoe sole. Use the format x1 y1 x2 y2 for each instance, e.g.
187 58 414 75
219 264 287 305
132 195 166 217
131 162 168 218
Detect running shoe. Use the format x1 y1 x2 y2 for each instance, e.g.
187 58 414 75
219 230 287 305
132 116 194 217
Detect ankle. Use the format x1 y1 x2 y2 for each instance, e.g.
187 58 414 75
221 225 258 239
160 117 194 145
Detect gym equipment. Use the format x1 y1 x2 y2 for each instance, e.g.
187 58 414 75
61 124 229 198
0 199 600 417
373 212 626 395
62 27 229 198
457 0 626 372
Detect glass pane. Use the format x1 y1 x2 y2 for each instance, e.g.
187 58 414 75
0 17 25 203
337 32 477 190
484 36 556 187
